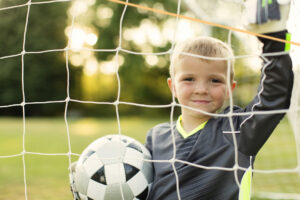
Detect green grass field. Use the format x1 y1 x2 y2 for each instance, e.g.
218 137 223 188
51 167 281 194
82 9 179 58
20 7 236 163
0 116 299 200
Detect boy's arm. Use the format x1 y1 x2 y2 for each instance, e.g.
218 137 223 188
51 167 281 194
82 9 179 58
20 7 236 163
238 30 293 156
238 1 294 156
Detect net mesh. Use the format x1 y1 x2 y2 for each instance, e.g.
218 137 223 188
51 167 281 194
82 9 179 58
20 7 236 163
0 0 300 199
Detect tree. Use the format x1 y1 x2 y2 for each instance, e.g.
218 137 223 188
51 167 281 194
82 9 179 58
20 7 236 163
0 0 260 117
68 0 259 117
0 1 82 116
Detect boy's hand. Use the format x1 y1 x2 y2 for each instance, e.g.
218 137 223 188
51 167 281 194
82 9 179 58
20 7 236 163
243 0 291 33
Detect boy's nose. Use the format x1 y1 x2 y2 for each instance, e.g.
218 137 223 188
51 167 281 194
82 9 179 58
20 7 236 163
194 82 208 94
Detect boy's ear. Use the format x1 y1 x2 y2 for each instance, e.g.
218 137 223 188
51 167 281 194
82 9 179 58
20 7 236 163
231 81 237 91
167 78 176 96
226 81 237 99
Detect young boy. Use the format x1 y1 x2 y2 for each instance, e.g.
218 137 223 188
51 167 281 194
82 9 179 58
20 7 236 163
145 2 294 200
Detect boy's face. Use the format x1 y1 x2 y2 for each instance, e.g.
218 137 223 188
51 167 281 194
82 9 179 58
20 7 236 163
168 57 236 119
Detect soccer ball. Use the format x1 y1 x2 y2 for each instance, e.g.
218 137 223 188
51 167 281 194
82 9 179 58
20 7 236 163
69 135 153 200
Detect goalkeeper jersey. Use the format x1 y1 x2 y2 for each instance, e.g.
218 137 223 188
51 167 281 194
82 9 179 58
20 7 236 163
145 30 294 200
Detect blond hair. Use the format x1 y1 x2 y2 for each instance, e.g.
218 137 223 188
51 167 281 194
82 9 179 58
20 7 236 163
170 36 235 81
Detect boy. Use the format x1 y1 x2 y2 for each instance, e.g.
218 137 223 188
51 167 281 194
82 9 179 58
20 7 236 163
145 1 294 200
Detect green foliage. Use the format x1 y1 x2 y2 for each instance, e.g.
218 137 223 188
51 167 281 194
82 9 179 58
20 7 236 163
0 0 261 117
66 0 179 117
0 2 82 116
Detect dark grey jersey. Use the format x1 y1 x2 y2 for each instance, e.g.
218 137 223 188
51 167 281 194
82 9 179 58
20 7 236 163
145 30 294 200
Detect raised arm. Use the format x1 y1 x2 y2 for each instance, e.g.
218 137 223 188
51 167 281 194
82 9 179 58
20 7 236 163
238 0 294 156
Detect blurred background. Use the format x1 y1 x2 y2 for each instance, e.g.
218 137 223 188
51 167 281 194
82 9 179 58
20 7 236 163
0 0 299 199
0 0 262 117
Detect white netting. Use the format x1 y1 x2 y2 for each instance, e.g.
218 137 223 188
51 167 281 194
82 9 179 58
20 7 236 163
0 0 299 199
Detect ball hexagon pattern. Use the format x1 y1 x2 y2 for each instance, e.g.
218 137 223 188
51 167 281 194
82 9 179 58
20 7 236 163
70 135 153 200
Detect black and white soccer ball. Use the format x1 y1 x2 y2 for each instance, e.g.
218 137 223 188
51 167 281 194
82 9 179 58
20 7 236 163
69 134 153 200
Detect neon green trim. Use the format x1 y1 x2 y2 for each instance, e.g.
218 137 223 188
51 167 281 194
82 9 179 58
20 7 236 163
239 167 252 200
176 115 207 139
261 0 271 7
285 33 291 52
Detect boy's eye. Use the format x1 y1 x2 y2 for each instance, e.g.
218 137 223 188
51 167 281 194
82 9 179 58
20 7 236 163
211 78 222 83
183 77 194 81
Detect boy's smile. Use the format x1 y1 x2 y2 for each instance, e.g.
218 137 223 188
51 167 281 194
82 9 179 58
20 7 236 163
168 57 236 122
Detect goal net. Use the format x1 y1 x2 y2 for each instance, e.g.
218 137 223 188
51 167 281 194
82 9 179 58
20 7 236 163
0 0 299 199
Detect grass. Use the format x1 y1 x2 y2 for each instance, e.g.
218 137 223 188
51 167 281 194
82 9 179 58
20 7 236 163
0 116 299 200
252 116 300 198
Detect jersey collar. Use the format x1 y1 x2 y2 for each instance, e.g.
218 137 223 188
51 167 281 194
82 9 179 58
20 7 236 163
176 115 208 139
